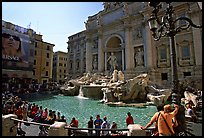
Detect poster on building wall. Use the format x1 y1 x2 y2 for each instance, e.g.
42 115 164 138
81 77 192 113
2 32 30 70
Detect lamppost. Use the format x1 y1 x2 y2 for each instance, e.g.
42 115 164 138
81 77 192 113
147 2 202 104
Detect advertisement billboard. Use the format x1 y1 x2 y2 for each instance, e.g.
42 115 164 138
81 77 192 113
2 31 31 70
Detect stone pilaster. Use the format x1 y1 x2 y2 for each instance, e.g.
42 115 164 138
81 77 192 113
98 31 104 72
80 45 84 73
124 21 134 70
121 43 125 71
189 4 202 66
142 14 154 70
86 37 92 73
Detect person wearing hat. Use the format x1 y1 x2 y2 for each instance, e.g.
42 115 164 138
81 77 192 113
101 116 110 136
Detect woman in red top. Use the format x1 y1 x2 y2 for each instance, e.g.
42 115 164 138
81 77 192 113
126 112 134 126
15 106 23 128
70 117 78 128
68 117 78 136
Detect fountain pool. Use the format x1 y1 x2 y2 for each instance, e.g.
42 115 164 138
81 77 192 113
26 93 157 128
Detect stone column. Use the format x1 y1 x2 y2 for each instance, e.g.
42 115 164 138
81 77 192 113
98 32 104 72
80 45 84 73
142 14 154 70
105 52 107 71
124 21 134 70
86 37 92 73
190 4 202 66
121 43 125 70
189 4 202 80
72 52 76 75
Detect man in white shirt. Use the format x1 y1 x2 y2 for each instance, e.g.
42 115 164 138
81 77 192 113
101 116 110 136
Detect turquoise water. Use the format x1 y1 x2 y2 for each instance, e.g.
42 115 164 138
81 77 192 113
27 94 157 128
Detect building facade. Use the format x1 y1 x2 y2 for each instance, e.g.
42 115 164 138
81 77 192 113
67 2 202 89
52 51 68 84
33 34 55 84
2 20 36 89
67 31 86 79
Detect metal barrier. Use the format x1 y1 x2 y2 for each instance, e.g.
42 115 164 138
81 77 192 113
10 117 155 136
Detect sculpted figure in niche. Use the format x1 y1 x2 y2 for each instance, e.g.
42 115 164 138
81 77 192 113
107 52 118 73
137 28 142 38
135 48 144 67
93 56 98 70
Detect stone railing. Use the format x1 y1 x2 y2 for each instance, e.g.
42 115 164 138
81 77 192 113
2 114 153 136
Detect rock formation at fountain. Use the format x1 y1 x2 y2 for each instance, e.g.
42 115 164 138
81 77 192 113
101 73 172 106
60 81 80 96
61 70 202 105
60 72 110 96
60 70 174 106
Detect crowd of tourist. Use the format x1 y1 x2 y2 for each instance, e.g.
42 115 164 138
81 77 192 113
2 88 201 136
2 81 59 95
2 90 126 136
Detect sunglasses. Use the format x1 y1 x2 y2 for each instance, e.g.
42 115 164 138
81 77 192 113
2 33 20 41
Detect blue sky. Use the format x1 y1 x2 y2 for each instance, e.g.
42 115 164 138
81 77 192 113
2 2 104 52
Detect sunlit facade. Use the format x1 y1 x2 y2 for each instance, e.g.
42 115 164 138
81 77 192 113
33 34 55 84
67 2 202 89
52 51 68 84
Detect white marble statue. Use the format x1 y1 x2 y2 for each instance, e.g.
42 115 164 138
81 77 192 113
135 48 144 66
118 70 125 82
107 52 118 73
109 70 118 83
93 57 97 70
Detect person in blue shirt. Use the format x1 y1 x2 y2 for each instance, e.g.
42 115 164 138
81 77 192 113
94 114 103 136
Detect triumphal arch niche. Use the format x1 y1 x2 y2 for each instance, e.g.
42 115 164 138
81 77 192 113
104 35 124 74
83 2 147 78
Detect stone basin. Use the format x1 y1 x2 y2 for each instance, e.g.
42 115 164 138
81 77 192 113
79 85 107 100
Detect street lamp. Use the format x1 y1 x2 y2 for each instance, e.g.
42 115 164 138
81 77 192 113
147 2 202 104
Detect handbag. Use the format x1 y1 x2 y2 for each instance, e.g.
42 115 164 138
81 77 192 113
160 113 175 136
